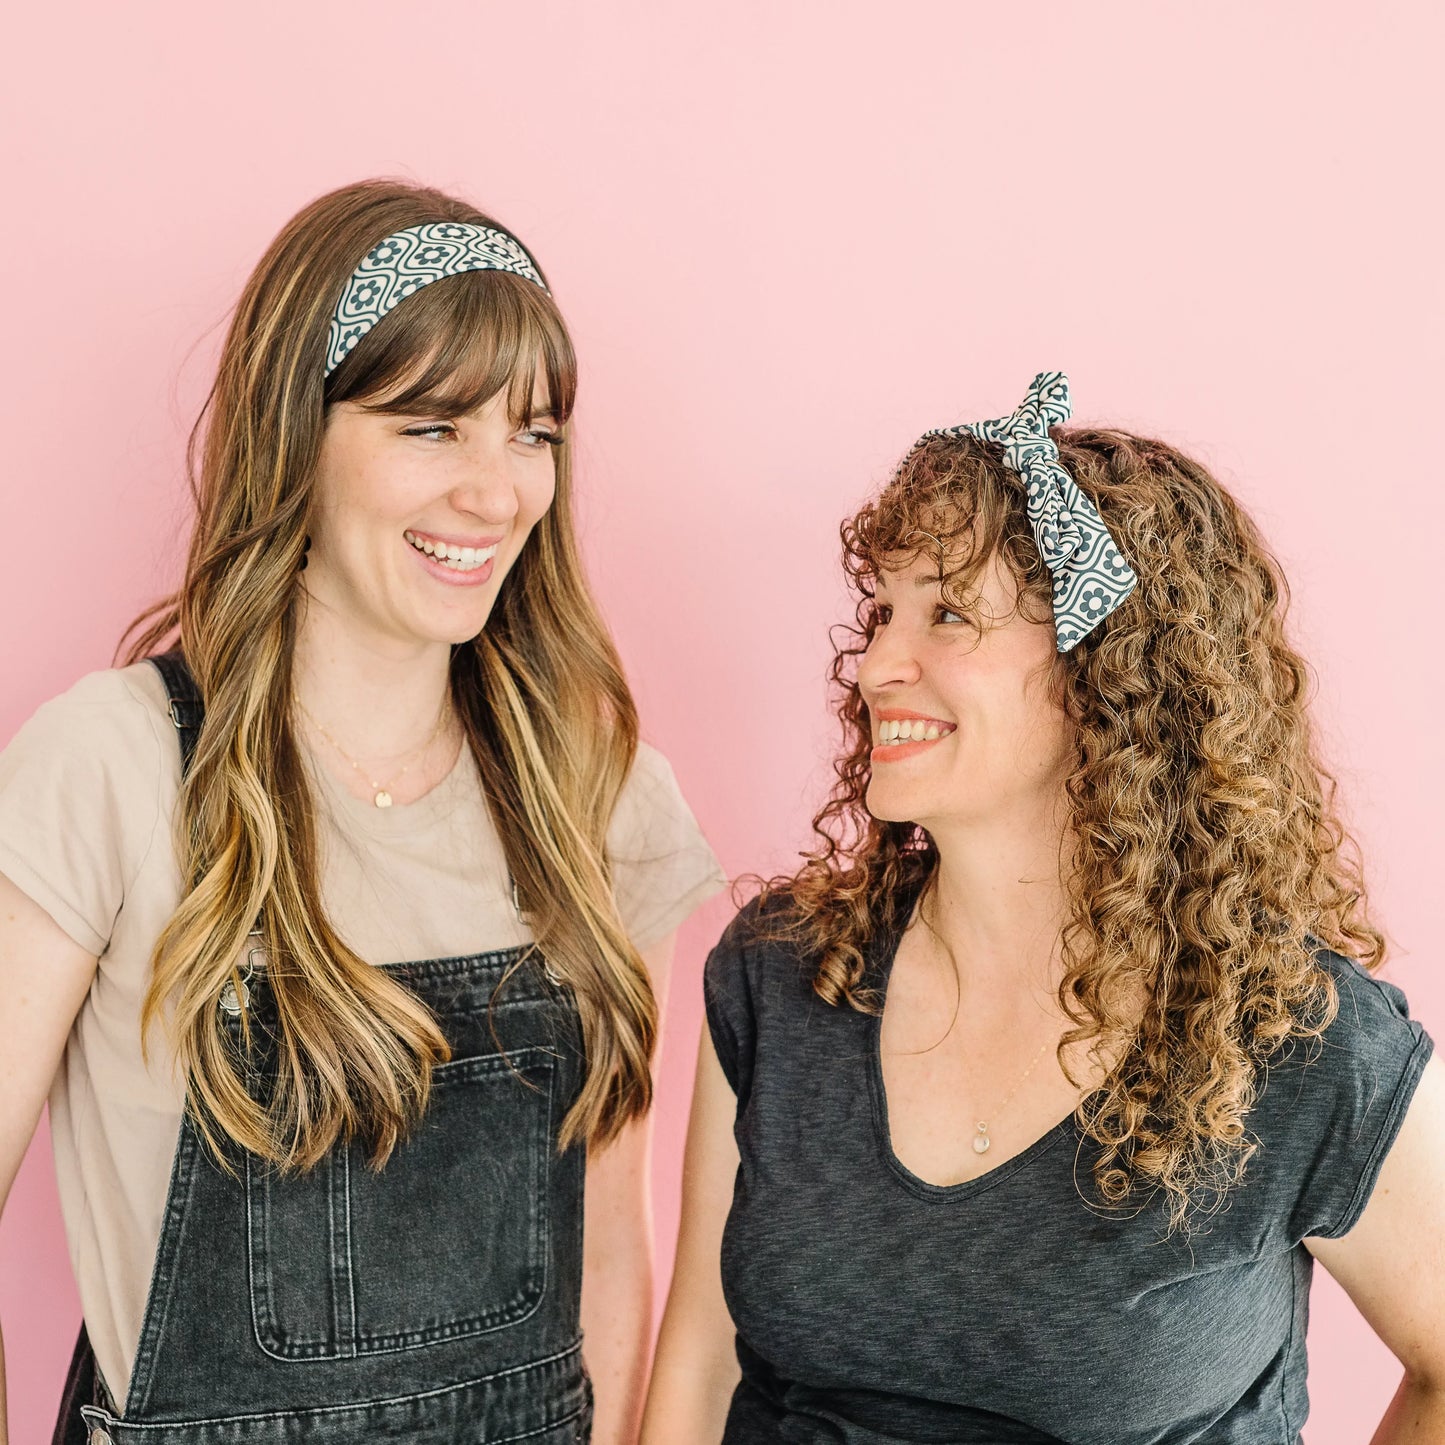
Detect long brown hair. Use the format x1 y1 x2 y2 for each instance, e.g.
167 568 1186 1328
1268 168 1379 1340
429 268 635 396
125 180 652 1170
771 427 1383 1231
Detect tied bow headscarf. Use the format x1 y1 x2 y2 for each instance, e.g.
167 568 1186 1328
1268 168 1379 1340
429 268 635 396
903 372 1137 652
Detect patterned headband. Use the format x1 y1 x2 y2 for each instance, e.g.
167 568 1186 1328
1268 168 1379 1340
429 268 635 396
325 221 549 378
900 371 1137 652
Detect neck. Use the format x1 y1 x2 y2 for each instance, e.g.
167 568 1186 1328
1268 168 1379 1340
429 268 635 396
291 598 454 756
920 792 1073 995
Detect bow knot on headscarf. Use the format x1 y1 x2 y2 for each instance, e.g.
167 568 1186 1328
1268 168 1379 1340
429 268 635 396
899 371 1137 652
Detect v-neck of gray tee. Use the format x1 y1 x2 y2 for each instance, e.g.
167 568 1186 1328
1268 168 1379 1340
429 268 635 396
703 893 1432 1445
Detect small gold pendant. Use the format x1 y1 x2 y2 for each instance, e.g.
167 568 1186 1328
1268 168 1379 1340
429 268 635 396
972 1123 991 1155
374 790 393 809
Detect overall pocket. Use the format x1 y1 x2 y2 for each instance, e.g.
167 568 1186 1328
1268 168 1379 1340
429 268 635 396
246 1047 554 1359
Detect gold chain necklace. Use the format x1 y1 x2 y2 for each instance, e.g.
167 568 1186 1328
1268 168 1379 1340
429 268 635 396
970 1035 1053 1156
298 697 452 809
918 893 1059 1157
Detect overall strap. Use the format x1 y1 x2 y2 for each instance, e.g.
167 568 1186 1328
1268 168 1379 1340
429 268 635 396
148 648 203 777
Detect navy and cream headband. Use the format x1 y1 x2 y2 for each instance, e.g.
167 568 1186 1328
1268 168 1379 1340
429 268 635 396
326 221 549 378
900 371 1137 651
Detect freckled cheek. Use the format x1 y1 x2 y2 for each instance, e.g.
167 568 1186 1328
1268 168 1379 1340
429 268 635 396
321 455 428 538
515 471 558 533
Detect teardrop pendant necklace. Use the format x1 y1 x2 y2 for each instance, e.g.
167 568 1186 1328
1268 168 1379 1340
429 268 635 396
970 1035 1053 1155
918 893 1059 1157
298 697 452 809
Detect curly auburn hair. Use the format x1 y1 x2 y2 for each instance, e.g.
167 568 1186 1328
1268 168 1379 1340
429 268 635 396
769 426 1384 1232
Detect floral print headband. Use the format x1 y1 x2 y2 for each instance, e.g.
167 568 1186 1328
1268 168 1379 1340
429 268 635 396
900 371 1137 651
326 221 549 378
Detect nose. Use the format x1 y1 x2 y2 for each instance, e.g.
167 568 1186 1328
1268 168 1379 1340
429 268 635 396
857 618 923 701
447 440 521 525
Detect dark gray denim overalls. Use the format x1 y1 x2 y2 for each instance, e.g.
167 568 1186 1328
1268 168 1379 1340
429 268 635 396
54 652 593 1445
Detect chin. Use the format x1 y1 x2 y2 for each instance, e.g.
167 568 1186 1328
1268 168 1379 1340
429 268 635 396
419 598 502 648
864 779 921 826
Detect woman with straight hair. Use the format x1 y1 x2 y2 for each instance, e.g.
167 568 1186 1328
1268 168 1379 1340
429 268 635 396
0 179 724 1445
643 374 1445 1442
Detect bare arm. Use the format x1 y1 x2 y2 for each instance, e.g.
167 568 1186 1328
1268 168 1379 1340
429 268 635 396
0 871 99 1445
640 1025 741 1445
580 930 677 1445
1307 1055 1445 1445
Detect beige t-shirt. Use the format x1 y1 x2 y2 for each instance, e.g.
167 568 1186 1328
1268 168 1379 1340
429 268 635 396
0 663 726 1407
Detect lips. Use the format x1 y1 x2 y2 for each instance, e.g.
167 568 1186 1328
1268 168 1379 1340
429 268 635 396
870 711 956 764
403 529 502 589
403 529 501 572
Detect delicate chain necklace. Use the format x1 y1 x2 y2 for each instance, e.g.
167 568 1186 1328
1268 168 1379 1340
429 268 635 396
297 697 452 809
970 1035 1053 1156
918 892 1059 1157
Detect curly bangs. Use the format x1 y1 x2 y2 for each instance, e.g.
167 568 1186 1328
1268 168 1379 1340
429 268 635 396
843 433 1054 633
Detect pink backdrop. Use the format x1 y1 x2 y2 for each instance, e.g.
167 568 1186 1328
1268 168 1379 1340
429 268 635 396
2 4 1441 1440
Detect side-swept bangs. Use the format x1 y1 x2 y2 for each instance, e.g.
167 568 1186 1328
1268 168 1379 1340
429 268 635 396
325 268 576 427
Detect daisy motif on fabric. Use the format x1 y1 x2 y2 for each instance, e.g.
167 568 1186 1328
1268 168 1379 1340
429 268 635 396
326 221 550 378
897 371 1138 653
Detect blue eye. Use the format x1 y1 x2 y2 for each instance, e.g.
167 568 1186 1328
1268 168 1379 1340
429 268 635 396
518 428 563 449
401 422 456 441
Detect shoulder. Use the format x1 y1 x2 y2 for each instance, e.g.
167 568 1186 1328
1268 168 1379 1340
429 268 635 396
1314 946 1417 1028
712 888 801 951
1288 946 1434 1122
3 662 174 782
703 889 810 1001
0 662 178 955
607 741 688 849
1251 945 1434 1240
702 891 802 1099
1256 945 1430 1092
1307 946 1429 1070
604 740 726 947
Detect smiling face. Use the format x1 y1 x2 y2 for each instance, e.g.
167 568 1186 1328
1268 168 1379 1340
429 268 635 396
303 383 561 648
858 551 1076 834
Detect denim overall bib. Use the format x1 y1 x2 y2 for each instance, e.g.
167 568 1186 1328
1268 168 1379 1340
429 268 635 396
55 652 593 1445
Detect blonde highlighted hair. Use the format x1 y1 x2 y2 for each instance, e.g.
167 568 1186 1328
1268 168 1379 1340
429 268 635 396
771 427 1383 1232
125 179 652 1170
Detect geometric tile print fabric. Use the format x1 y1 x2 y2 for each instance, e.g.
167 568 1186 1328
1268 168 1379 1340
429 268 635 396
903 371 1139 652
325 222 549 378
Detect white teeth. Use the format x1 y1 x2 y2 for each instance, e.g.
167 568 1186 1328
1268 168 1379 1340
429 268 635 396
876 718 953 747
405 533 498 572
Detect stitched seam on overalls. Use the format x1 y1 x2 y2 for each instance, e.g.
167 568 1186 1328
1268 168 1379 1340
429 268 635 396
246 1047 555 1359
124 1124 199 1417
340 1150 358 1354
82 1339 586 1434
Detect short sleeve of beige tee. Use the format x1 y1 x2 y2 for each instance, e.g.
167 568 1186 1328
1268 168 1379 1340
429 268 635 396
0 663 727 1407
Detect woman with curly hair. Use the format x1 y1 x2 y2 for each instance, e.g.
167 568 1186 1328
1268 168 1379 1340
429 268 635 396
643 374 1444 1443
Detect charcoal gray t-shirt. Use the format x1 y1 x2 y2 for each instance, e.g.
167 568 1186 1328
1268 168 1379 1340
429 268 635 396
703 894 1433 1445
